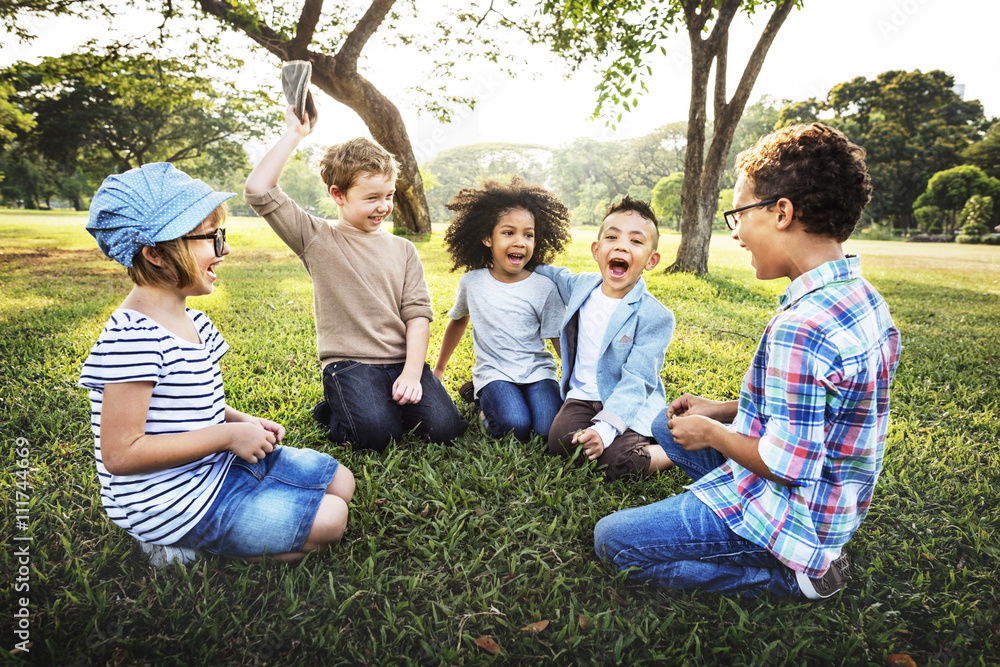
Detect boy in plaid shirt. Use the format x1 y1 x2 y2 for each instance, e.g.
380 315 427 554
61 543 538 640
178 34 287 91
594 123 901 598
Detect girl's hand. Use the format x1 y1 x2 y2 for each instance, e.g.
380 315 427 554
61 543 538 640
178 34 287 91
572 428 604 461
226 422 278 463
256 417 286 444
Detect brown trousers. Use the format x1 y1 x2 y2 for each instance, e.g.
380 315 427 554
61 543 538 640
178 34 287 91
547 398 652 482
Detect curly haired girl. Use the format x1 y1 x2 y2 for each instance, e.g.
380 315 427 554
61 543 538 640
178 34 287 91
433 177 572 442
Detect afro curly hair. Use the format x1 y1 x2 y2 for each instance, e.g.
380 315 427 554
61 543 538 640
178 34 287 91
734 123 871 242
443 176 572 273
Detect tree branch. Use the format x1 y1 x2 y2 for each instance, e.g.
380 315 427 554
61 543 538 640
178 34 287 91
337 0 395 73
196 0 291 58
289 0 324 58
726 0 797 122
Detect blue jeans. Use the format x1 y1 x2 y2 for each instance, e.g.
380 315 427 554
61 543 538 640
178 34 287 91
321 361 468 452
592 409 801 597
479 379 562 442
175 446 338 557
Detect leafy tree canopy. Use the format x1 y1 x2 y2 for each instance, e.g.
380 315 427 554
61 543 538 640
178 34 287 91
0 44 268 207
531 0 801 273
914 165 1000 234
962 121 1000 181
779 69 987 230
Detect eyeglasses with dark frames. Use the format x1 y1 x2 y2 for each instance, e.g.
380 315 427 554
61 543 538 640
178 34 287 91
182 227 227 257
723 198 781 231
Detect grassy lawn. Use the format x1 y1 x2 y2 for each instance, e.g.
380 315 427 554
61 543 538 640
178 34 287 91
1 209 998 665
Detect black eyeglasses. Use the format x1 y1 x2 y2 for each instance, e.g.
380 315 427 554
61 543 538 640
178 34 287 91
182 227 227 256
723 198 781 231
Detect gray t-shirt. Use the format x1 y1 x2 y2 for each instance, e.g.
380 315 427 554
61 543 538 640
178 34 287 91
449 269 564 396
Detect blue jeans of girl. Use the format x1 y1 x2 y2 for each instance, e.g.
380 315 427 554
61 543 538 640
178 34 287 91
478 378 562 442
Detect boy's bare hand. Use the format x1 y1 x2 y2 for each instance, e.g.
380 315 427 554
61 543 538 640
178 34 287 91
284 104 313 137
392 370 423 405
227 422 277 463
665 414 719 452
572 428 605 461
431 366 445 381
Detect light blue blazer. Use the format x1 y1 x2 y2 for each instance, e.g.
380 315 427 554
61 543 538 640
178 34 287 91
533 265 675 437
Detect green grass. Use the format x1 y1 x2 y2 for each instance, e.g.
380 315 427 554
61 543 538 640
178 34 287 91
2 211 999 665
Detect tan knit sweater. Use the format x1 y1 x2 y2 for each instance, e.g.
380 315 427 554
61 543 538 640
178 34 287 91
245 186 433 367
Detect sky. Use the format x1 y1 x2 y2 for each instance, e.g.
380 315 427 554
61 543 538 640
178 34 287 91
3 0 998 163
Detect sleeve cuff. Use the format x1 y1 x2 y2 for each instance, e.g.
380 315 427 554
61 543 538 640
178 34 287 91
591 421 618 449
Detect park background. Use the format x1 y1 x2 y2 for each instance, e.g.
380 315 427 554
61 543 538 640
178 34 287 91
3 0 1000 664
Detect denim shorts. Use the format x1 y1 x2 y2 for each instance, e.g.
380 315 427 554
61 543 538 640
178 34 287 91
174 445 339 557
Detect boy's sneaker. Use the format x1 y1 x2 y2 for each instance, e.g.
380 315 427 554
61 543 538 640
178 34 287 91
797 554 850 600
138 540 197 568
313 399 332 427
458 381 476 405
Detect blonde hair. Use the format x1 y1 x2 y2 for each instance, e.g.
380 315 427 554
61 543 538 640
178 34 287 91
127 205 227 288
319 137 398 193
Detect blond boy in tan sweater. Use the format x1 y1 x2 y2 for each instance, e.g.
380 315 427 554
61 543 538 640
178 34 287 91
245 106 468 452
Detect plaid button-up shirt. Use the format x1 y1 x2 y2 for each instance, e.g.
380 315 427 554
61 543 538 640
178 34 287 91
691 256 901 577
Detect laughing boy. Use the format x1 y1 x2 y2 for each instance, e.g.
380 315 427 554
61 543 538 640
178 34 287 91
533 196 675 482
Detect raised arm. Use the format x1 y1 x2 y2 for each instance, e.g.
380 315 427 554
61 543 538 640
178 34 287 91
245 105 314 195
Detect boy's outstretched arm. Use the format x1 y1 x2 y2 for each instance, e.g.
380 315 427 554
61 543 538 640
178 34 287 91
667 393 738 422
245 105 313 195
393 316 431 405
433 316 470 380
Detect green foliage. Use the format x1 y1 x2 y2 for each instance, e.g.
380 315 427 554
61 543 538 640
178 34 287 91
534 1 799 127
723 96 782 186
420 143 554 223
651 172 683 230
0 80 33 152
959 194 995 231
962 121 1000 180
915 166 1000 235
570 180 610 226
0 44 269 209
913 205 945 235
780 69 988 232
3 212 999 664
713 188 734 231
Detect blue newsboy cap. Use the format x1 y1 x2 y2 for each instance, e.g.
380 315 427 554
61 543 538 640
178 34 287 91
87 163 236 267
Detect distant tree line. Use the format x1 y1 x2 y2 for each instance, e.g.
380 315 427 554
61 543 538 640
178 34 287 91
418 70 998 238
3 61 997 241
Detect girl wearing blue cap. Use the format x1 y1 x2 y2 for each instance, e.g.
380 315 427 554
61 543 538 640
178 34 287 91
80 163 354 565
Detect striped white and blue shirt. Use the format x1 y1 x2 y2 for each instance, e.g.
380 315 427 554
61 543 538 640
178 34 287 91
79 308 235 545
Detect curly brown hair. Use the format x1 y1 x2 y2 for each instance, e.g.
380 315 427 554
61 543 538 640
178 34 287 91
734 123 872 242
443 177 572 272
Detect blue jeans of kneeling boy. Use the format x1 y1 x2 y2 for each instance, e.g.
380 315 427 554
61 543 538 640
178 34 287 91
321 360 468 453
593 408 802 597
478 378 562 442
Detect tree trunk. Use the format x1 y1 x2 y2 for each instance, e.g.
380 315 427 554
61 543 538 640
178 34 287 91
196 0 432 233
666 0 797 274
